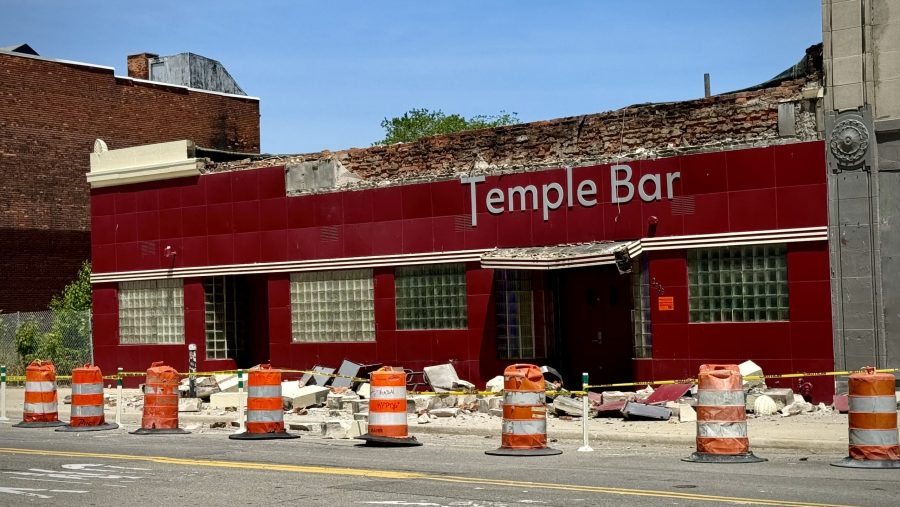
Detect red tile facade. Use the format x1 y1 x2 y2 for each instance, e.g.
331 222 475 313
91 142 834 400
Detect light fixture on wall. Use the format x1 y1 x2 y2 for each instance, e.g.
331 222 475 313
164 245 177 258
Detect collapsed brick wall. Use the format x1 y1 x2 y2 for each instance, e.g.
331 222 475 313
213 76 820 186
0 52 260 311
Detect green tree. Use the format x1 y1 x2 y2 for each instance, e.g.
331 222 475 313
374 108 520 145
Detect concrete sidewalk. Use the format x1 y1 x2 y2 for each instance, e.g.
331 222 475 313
0 387 853 454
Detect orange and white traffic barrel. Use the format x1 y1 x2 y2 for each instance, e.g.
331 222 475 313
486 363 561 456
14 359 66 428
833 367 900 469
683 364 765 463
57 364 117 432
130 362 188 435
358 366 421 446
230 364 297 440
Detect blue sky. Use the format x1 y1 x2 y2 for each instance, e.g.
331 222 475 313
2 1 822 154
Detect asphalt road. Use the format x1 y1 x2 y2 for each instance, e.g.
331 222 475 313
0 425 896 506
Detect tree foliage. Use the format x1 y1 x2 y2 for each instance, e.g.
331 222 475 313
374 108 520 146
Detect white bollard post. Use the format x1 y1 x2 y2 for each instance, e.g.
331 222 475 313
577 372 593 452
115 367 123 426
0 365 9 422
234 369 245 433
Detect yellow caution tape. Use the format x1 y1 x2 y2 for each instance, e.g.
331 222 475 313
584 367 900 390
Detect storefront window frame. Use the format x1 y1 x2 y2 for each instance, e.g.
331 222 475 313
395 263 468 330
118 279 185 345
290 269 375 343
494 270 537 360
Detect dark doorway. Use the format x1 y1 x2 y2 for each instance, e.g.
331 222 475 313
203 274 269 368
556 266 634 388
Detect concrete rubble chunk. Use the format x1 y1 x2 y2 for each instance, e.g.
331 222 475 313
739 360 766 390
430 408 460 418
424 363 461 392
215 374 240 393
287 422 325 435
452 380 476 392
324 419 352 439
208 391 246 410
780 400 815 417
762 388 795 408
601 391 634 404
353 412 368 421
621 401 671 421
178 397 202 412
678 403 697 423
552 396 584 417
348 420 367 439
754 395 779 416
287 385 330 410
488 397 503 411
355 382 371 399
409 395 430 412
417 413 431 424
489 408 503 417
485 376 504 393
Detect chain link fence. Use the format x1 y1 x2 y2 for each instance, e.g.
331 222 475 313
0 310 93 383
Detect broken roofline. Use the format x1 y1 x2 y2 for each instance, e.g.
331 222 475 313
207 77 820 187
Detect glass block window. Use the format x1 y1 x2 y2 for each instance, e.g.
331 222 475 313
118 279 184 344
204 277 238 360
688 244 789 323
291 269 375 342
395 263 467 330
631 259 652 358
495 270 535 359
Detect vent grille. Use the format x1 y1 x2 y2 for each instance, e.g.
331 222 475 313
670 196 696 215
319 226 340 242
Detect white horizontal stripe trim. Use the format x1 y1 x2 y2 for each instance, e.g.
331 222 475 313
91 227 826 283
24 402 58 414
92 249 489 283
247 410 283 423
849 429 899 446
25 381 55 392
502 420 547 435
368 412 409 426
370 386 407 400
697 390 745 407
849 396 898 413
72 383 104 395
72 405 105 417
248 386 281 398
697 422 748 438
503 391 544 405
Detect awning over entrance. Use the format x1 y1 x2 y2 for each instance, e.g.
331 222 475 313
480 241 641 270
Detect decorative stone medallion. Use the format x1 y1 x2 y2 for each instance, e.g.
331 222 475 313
829 118 869 168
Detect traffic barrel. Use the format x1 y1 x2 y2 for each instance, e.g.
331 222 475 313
14 359 66 428
683 364 765 463
358 366 421 446
832 367 900 469
230 364 298 440
130 362 189 435
486 363 561 456
57 364 118 432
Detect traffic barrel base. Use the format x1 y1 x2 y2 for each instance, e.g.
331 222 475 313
683 451 766 464
57 422 119 432
485 447 562 457
130 427 190 435
357 434 422 447
229 430 299 440
13 420 66 429
832 457 900 469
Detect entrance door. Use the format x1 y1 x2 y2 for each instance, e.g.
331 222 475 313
203 274 269 368
558 266 634 387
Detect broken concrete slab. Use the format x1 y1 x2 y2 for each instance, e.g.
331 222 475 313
739 360 766 389
215 374 239 393
287 422 325 435
355 382 371 399
620 401 672 421
285 385 330 410
678 403 697 423
594 400 627 417
552 396 584 417
178 397 202 412
601 391 634 404
417 413 431 424
762 388 795 408
324 419 352 439
643 384 692 405
348 420 367 439
332 360 364 389
430 408 460 418
485 375 504 393
208 391 247 410
424 363 460 392
489 408 503 417
452 380 476 392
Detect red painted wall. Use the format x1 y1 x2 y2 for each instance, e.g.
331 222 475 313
90 141 833 399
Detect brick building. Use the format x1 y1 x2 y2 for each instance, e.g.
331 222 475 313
0 47 259 312
87 46 841 401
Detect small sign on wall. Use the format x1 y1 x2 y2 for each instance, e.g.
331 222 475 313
658 296 674 311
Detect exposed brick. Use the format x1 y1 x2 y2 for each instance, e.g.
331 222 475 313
0 52 260 311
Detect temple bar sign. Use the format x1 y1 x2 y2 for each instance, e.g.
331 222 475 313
461 164 681 226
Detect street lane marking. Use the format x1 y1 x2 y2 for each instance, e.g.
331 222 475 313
0 447 860 507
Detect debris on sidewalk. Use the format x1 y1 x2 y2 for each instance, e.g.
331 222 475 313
485 375 504 393
178 398 202 412
424 363 462 392
753 395 779 416
621 401 672 421
642 384 692 405
739 360 766 390
552 396 584 417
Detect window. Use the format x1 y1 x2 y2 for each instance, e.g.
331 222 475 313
395 264 467 330
291 269 374 342
118 279 184 344
631 259 652 358
495 270 535 359
204 277 238 360
688 245 789 323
